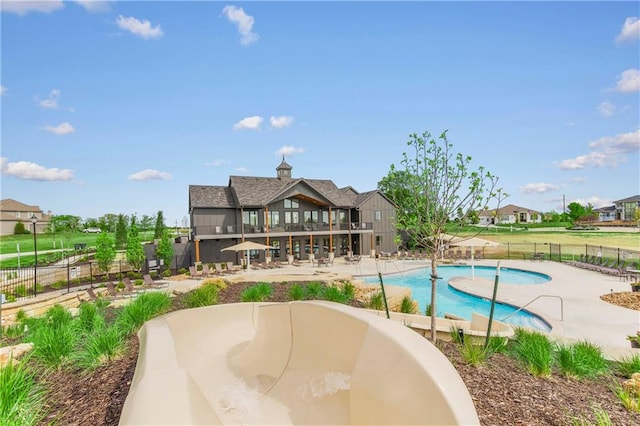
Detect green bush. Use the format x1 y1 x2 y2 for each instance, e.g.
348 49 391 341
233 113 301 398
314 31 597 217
134 279 144 286
74 324 126 370
115 292 172 337
321 286 349 304
510 328 554 377
241 282 273 302
50 280 66 289
368 292 384 310
555 341 609 379
162 269 172 277
178 268 188 275
184 282 219 308
304 282 323 299
613 354 640 378
0 359 46 425
289 284 305 301
399 296 418 314
13 285 27 298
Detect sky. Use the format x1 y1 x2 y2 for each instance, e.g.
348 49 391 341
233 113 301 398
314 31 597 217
1 1 639 227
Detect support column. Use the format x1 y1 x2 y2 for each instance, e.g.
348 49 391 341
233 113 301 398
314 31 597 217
195 239 200 263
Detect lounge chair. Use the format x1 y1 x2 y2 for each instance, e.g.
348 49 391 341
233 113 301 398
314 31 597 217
143 274 168 288
225 261 242 274
124 277 145 293
202 264 214 277
189 266 203 279
105 281 132 298
215 263 232 275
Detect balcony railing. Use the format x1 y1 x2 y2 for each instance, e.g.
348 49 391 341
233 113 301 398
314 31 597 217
193 222 373 237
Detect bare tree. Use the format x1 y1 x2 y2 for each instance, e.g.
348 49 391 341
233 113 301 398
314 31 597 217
380 130 507 342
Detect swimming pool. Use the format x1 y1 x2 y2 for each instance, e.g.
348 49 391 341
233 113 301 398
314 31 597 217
362 265 552 332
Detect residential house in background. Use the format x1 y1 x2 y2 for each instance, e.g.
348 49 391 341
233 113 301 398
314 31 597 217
594 205 616 222
613 195 640 222
477 204 543 225
0 199 51 236
188 159 397 265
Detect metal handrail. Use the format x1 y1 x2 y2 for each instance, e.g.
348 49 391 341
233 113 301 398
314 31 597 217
501 294 564 322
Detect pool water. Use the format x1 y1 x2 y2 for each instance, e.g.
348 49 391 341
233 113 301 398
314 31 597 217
362 265 552 332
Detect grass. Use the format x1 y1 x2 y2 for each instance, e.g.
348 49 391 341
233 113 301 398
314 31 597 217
240 282 273 302
399 296 418 314
613 354 640 379
0 358 47 426
367 291 385 310
115 292 172 337
555 341 609 379
75 324 127 370
288 284 305 301
510 328 554 377
184 281 219 308
566 405 613 426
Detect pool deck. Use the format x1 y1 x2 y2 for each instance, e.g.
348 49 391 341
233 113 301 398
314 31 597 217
10 256 639 360
215 256 640 359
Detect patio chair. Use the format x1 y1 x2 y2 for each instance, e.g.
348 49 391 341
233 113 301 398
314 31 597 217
105 281 132 298
143 274 168 288
189 266 203 279
215 263 232 275
226 261 242 274
124 277 145 293
202 264 214 277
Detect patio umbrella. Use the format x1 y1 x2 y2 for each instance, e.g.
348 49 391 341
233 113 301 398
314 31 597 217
441 234 501 279
222 241 272 272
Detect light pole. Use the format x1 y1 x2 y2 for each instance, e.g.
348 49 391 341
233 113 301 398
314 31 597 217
31 214 38 296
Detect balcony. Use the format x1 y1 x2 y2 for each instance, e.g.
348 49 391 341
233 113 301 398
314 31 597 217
192 222 373 239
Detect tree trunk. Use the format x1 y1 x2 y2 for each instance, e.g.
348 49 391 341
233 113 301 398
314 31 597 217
430 255 438 343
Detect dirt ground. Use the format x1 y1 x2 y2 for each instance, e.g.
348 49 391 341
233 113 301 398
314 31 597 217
30 282 640 426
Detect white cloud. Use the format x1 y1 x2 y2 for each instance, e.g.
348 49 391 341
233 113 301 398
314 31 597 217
597 100 616 117
45 122 75 135
570 197 612 209
233 115 263 130
558 129 640 170
0 0 64 15
519 183 561 194
117 15 163 39
205 160 227 167
0 157 73 181
276 145 305 157
614 68 640 93
269 115 294 129
0 86 7 96
73 1 110 13
127 169 172 181
36 89 61 109
616 17 640 43
235 167 250 173
222 5 259 46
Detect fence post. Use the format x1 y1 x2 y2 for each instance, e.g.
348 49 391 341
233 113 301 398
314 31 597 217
90 261 93 288
507 242 510 259
67 260 71 293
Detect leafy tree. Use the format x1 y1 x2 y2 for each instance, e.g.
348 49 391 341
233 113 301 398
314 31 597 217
140 214 154 231
156 229 174 272
115 214 128 249
84 217 99 228
566 202 586 224
98 214 118 232
95 232 116 277
126 218 145 272
13 221 29 234
154 210 165 239
380 130 506 342
46 214 82 249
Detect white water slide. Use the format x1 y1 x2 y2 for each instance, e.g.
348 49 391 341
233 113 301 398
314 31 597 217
119 301 480 425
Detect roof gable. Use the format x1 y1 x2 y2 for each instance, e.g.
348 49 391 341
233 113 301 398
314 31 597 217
613 195 640 203
0 199 42 212
189 185 236 209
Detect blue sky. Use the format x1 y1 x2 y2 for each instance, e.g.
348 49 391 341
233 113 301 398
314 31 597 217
2 1 639 226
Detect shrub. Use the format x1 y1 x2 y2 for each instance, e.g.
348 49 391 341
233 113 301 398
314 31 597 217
321 286 349 304
510 328 554 377
116 281 125 290
241 282 273 302
460 339 489 366
304 282 323 299
2 322 26 340
13 285 27 298
77 302 104 334
134 279 144 286
75 324 126 370
367 292 384 310
162 269 172 278
0 359 46 425
202 278 227 291
425 303 433 316
30 319 77 369
184 282 219 308
289 284 305 301
178 267 188 275
555 341 609 379
613 354 640 378
50 280 66 289
399 296 418 314
115 292 172 337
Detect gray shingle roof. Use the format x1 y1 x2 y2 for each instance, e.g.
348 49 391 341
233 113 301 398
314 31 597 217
189 185 236 208
190 176 362 209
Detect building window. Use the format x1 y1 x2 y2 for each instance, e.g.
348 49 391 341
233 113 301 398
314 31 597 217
266 211 280 227
303 210 318 224
322 211 329 225
375 210 381 221
16 212 21 218
242 211 258 226
284 211 299 224
284 198 299 209
271 240 280 257
376 236 382 246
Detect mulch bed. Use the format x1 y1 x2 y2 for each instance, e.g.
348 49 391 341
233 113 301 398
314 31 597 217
19 282 640 425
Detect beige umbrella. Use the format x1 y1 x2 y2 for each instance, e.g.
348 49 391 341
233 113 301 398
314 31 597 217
441 234 501 279
222 241 272 272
